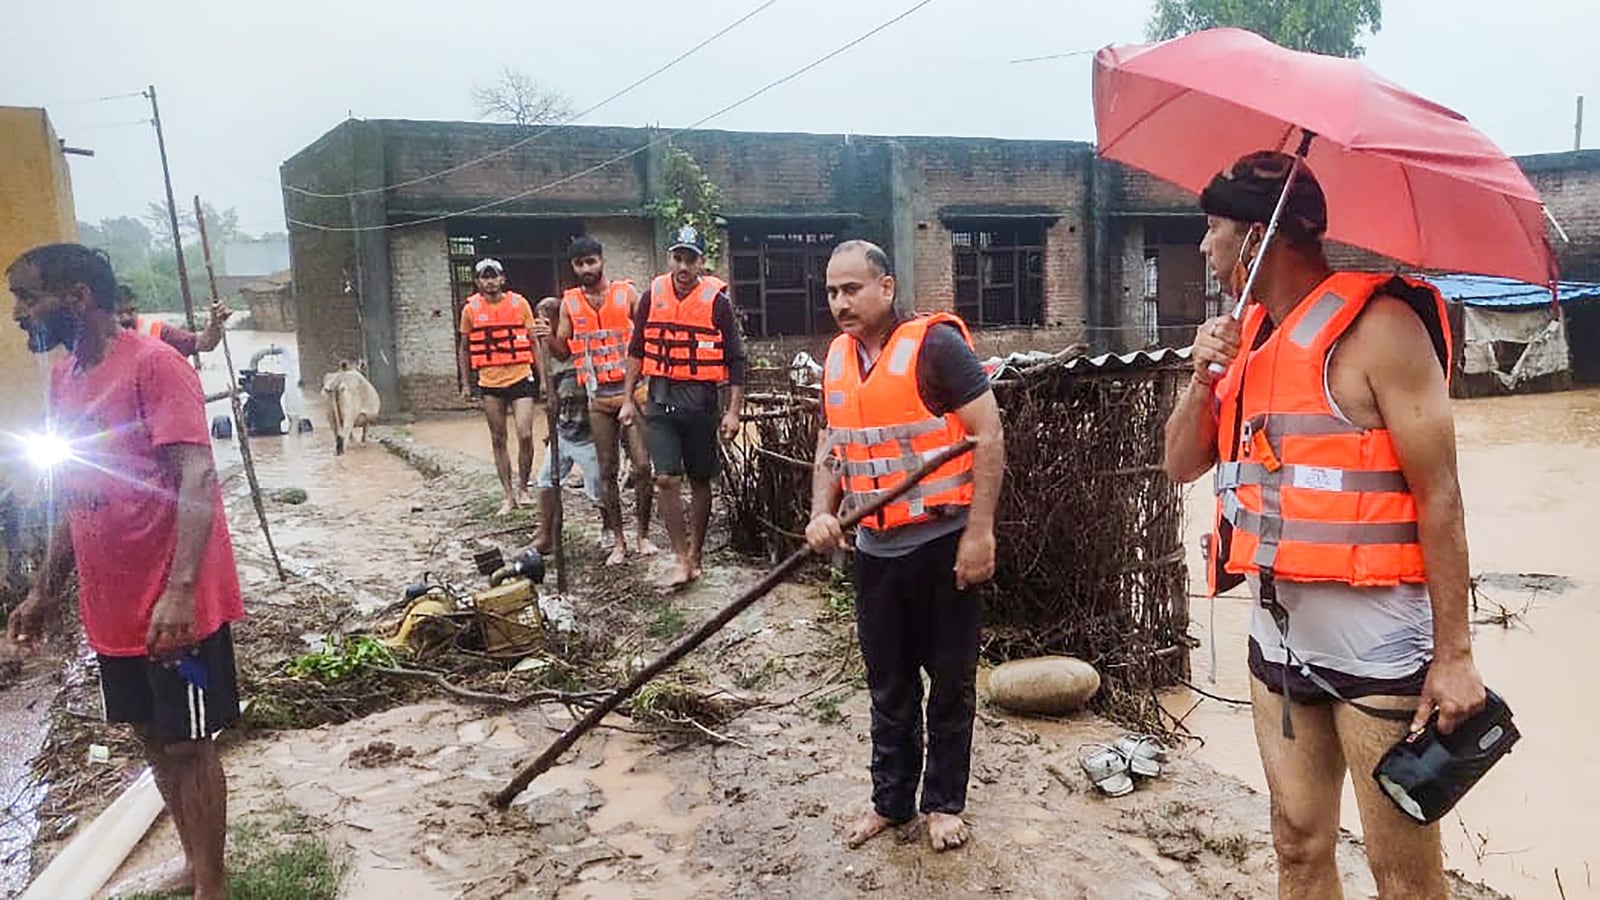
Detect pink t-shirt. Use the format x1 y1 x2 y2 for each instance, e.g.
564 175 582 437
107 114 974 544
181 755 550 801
49 331 244 656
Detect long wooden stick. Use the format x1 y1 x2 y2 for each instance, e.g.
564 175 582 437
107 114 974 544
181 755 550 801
491 437 976 808
194 197 285 581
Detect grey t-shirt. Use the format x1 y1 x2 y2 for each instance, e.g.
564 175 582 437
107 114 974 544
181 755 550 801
849 321 991 559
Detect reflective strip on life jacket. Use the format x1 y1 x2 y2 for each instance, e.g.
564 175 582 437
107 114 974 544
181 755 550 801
466 292 534 369
563 281 636 391
1206 272 1451 591
822 312 976 531
640 274 727 382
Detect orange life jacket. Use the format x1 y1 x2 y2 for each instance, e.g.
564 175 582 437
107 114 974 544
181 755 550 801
640 274 728 382
823 313 976 532
134 315 163 338
1207 272 1453 594
465 291 534 370
562 280 637 391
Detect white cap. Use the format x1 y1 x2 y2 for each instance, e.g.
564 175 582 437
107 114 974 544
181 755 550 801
474 258 504 275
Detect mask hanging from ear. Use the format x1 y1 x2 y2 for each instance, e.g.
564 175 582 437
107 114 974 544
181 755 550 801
1227 227 1264 302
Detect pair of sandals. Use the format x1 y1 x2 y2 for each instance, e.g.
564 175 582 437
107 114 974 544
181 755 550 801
1078 734 1168 797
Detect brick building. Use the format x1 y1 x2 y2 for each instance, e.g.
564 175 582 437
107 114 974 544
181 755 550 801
281 119 1590 413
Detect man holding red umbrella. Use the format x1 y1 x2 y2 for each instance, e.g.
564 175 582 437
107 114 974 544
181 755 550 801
1163 151 1485 898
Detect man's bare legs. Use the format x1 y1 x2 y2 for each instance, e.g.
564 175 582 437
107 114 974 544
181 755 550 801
688 477 712 579
1334 697 1448 899
511 395 536 506
141 731 228 900
1251 677 1348 900
655 473 693 586
482 395 517 515
622 419 658 556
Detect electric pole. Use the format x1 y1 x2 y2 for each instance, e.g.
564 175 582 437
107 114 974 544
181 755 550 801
145 84 198 335
1576 95 1585 152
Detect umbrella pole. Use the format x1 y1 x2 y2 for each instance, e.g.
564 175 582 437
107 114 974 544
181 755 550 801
1208 130 1315 375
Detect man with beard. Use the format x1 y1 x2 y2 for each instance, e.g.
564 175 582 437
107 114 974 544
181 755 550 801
533 235 658 565
458 257 539 515
7 244 244 900
621 225 746 587
116 283 231 356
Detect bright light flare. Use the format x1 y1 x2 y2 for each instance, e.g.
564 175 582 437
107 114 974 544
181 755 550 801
20 430 75 470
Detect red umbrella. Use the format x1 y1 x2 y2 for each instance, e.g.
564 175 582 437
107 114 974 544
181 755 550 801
1093 27 1556 287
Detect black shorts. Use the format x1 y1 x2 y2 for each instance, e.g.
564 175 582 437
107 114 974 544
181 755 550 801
477 377 535 402
99 624 241 741
1247 636 1428 704
643 405 720 481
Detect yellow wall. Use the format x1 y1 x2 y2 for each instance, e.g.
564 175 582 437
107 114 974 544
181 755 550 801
0 107 77 480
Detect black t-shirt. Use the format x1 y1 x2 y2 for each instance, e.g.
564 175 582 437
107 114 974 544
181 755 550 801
626 284 748 413
914 322 990 415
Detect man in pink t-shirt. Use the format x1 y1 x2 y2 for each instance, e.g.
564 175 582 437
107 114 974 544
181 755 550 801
7 244 242 900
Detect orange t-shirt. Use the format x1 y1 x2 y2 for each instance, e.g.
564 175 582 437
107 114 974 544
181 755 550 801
460 292 538 389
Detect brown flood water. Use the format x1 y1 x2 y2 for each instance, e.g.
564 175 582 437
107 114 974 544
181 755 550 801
1168 387 1600 898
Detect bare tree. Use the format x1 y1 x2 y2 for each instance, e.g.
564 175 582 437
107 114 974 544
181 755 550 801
472 67 574 126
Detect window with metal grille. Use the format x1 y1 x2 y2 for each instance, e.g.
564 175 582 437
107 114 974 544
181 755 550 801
728 226 838 336
949 223 1045 327
1205 259 1223 319
1143 250 1160 345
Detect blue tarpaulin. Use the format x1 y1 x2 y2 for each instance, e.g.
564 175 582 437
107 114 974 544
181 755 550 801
1423 274 1600 310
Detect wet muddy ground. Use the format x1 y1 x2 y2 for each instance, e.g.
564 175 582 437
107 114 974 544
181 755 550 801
1169 387 1600 898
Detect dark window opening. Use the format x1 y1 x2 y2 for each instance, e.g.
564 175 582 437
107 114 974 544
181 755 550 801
728 225 840 337
447 219 583 389
949 222 1045 327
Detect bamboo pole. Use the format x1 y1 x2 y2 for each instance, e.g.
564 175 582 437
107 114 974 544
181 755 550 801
491 438 975 808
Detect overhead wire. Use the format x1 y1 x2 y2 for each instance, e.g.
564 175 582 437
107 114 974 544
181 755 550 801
281 0 784 200
287 0 940 234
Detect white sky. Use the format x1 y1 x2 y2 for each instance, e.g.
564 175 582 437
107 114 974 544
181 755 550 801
4 0 1598 236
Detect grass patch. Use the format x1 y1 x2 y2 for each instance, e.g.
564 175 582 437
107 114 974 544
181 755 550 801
811 687 851 725
128 815 347 900
821 566 854 621
647 603 688 641
1203 832 1253 865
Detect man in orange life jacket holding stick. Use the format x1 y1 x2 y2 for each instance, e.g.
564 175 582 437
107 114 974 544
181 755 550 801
117 283 231 357
805 240 1004 853
533 235 659 566
620 225 746 588
1163 151 1486 898
458 257 539 516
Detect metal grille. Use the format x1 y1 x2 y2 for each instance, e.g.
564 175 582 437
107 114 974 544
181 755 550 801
949 223 1046 327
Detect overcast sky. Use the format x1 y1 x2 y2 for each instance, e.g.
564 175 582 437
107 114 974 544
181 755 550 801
5 0 1599 236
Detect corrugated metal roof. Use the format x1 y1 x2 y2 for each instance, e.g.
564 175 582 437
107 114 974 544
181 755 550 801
1424 274 1600 310
983 346 1192 380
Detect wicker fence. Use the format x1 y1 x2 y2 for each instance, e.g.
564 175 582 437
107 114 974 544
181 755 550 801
723 350 1193 729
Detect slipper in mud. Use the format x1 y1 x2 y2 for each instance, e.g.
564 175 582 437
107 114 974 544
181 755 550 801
1079 744 1135 797
1114 734 1168 779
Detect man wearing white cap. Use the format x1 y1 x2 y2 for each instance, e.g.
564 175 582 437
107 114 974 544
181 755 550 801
458 257 538 515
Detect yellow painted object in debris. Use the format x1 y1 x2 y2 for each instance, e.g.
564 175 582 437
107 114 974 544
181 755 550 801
382 593 458 650
472 580 543 657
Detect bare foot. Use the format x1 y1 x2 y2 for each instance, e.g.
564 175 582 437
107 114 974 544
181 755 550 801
636 538 661 557
496 499 516 516
927 812 971 851
516 488 535 507
664 559 695 588
107 857 193 897
605 543 628 566
844 810 899 848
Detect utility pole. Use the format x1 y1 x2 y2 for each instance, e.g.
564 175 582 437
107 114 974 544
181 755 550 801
1576 95 1585 152
145 84 198 335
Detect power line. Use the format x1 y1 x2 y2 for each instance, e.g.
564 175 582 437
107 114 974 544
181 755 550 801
37 90 146 108
288 0 939 234
282 0 784 200
1009 48 1096 65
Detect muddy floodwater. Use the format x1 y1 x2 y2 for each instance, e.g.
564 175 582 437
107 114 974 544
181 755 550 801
1168 387 1600 898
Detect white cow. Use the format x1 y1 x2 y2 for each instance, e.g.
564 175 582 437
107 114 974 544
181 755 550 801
322 363 381 455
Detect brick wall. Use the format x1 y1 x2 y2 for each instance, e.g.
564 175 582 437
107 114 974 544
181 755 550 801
282 122 365 396
389 224 457 410
897 138 1094 328
1118 170 1199 212
1521 152 1600 280
581 217 657 288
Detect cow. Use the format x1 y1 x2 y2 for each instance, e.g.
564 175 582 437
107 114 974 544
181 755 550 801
322 362 381 455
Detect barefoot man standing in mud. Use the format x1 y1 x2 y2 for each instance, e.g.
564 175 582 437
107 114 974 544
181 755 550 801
1164 152 1486 898
8 244 244 900
620 225 745 587
806 240 1004 852
534 235 659 565
459 257 539 516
